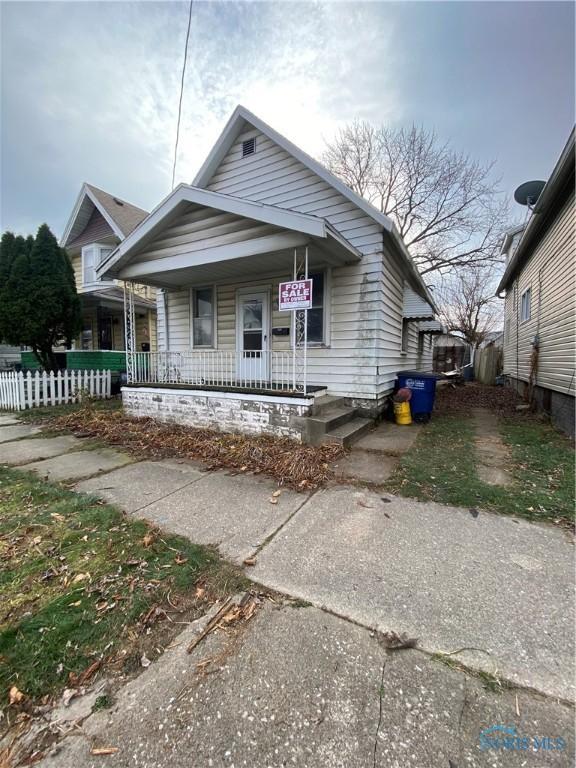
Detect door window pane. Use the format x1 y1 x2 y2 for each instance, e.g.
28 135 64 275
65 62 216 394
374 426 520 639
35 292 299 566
192 288 214 347
243 331 262 353
243 300 262 330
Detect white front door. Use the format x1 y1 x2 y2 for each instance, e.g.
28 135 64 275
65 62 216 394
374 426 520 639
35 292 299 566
236 292 269 384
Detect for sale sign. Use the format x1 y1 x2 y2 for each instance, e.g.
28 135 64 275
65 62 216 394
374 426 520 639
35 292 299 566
278 279 313 311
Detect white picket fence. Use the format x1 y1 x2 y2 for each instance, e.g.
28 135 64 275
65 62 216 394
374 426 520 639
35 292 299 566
0 369 112 411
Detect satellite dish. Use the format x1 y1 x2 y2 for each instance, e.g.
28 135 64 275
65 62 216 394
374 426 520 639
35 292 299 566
514 180 546 207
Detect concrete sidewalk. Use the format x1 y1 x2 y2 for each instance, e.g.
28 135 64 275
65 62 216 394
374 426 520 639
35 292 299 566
74 459 575 700
251 486 575 701
39 604 574 768
1 418 574 709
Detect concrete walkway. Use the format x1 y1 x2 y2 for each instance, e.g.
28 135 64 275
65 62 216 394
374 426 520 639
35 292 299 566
76 463 310 563
1 416 574 764
472 408 513 487
39 603 574 768
331 420 421 484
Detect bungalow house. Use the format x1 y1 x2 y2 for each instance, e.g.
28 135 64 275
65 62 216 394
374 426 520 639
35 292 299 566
60 183 157 352
497 127 575 435
99 106 439 444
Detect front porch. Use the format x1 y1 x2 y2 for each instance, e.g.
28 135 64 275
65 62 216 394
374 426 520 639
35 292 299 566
100 184 374 442
78 286 155 353
129 350 323 395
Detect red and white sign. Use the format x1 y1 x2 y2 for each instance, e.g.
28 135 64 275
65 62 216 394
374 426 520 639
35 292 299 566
278 279 313 311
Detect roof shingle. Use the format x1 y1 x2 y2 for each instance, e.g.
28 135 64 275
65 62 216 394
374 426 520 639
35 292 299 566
85 183 148 237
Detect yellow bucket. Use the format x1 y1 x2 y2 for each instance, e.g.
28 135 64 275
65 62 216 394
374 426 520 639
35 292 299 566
394 401 412 426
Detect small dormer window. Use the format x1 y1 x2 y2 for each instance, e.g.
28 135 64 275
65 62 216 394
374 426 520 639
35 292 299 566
242 137 256 157
82 243 114 285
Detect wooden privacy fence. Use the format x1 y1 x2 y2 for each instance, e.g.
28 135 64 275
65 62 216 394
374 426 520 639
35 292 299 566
474 346 503 385
0 369 111 411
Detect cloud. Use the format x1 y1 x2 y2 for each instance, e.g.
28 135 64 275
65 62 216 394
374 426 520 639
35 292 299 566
1 1 573 240
0 1 397 236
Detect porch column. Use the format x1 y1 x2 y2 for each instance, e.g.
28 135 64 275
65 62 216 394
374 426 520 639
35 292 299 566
293 246 308 395
123 281 136 383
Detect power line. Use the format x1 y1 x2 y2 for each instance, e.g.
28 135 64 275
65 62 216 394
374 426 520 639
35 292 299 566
171 0 193 191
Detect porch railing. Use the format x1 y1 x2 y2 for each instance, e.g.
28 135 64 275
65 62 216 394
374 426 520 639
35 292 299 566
130 351 300 393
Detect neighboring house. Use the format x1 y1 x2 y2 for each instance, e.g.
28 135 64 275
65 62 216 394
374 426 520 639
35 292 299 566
433 333 471 373
60 183 157 353
497 127 575 435
98 106 440 444
0 343 25 371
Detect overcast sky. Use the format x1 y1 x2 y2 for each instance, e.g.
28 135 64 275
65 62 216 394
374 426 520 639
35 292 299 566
1 1 574 238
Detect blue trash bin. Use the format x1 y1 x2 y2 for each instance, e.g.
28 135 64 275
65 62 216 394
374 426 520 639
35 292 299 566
396 371 438 422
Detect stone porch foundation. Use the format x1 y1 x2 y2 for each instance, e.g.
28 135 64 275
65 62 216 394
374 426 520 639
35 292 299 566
121 386 314 442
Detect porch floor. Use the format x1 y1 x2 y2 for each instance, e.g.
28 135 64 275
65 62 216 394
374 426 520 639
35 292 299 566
125 382 327 398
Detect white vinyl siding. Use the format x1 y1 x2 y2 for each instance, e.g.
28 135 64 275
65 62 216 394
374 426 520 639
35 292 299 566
202 128 397 401
502 190 575 396
206 128 384 255
133 206 282 266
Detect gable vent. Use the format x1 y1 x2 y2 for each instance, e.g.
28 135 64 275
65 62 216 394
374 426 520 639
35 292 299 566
242 137 256 157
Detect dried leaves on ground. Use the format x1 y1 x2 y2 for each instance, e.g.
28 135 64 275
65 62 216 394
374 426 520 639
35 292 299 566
435 382 522 415
52 408 344 490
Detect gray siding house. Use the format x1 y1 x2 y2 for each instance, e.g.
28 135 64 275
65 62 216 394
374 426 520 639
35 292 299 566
498 127 575 435
61 183 157 352
99 106 439 443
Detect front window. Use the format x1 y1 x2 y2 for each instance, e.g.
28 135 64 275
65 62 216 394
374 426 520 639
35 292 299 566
307 272 325 343
81 322 93 350
192 287 215 347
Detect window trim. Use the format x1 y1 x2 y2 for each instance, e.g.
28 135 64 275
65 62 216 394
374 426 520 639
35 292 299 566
81 242 115 286
290 269 330 348
81 245 96 285
417 330 424 356
520 286 532 323
190 285 217 349
401 318 410 354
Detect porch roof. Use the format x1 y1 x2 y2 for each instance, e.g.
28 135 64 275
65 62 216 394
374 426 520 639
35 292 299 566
97 185 362 288
79 286 155 312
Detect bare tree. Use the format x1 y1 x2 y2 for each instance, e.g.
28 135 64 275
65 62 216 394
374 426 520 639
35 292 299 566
437 267 502 348
322 122 509 276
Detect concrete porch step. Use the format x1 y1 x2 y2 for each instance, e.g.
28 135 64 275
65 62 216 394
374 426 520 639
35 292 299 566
311 395 345 416
306 407 357 444
322 417 374 449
